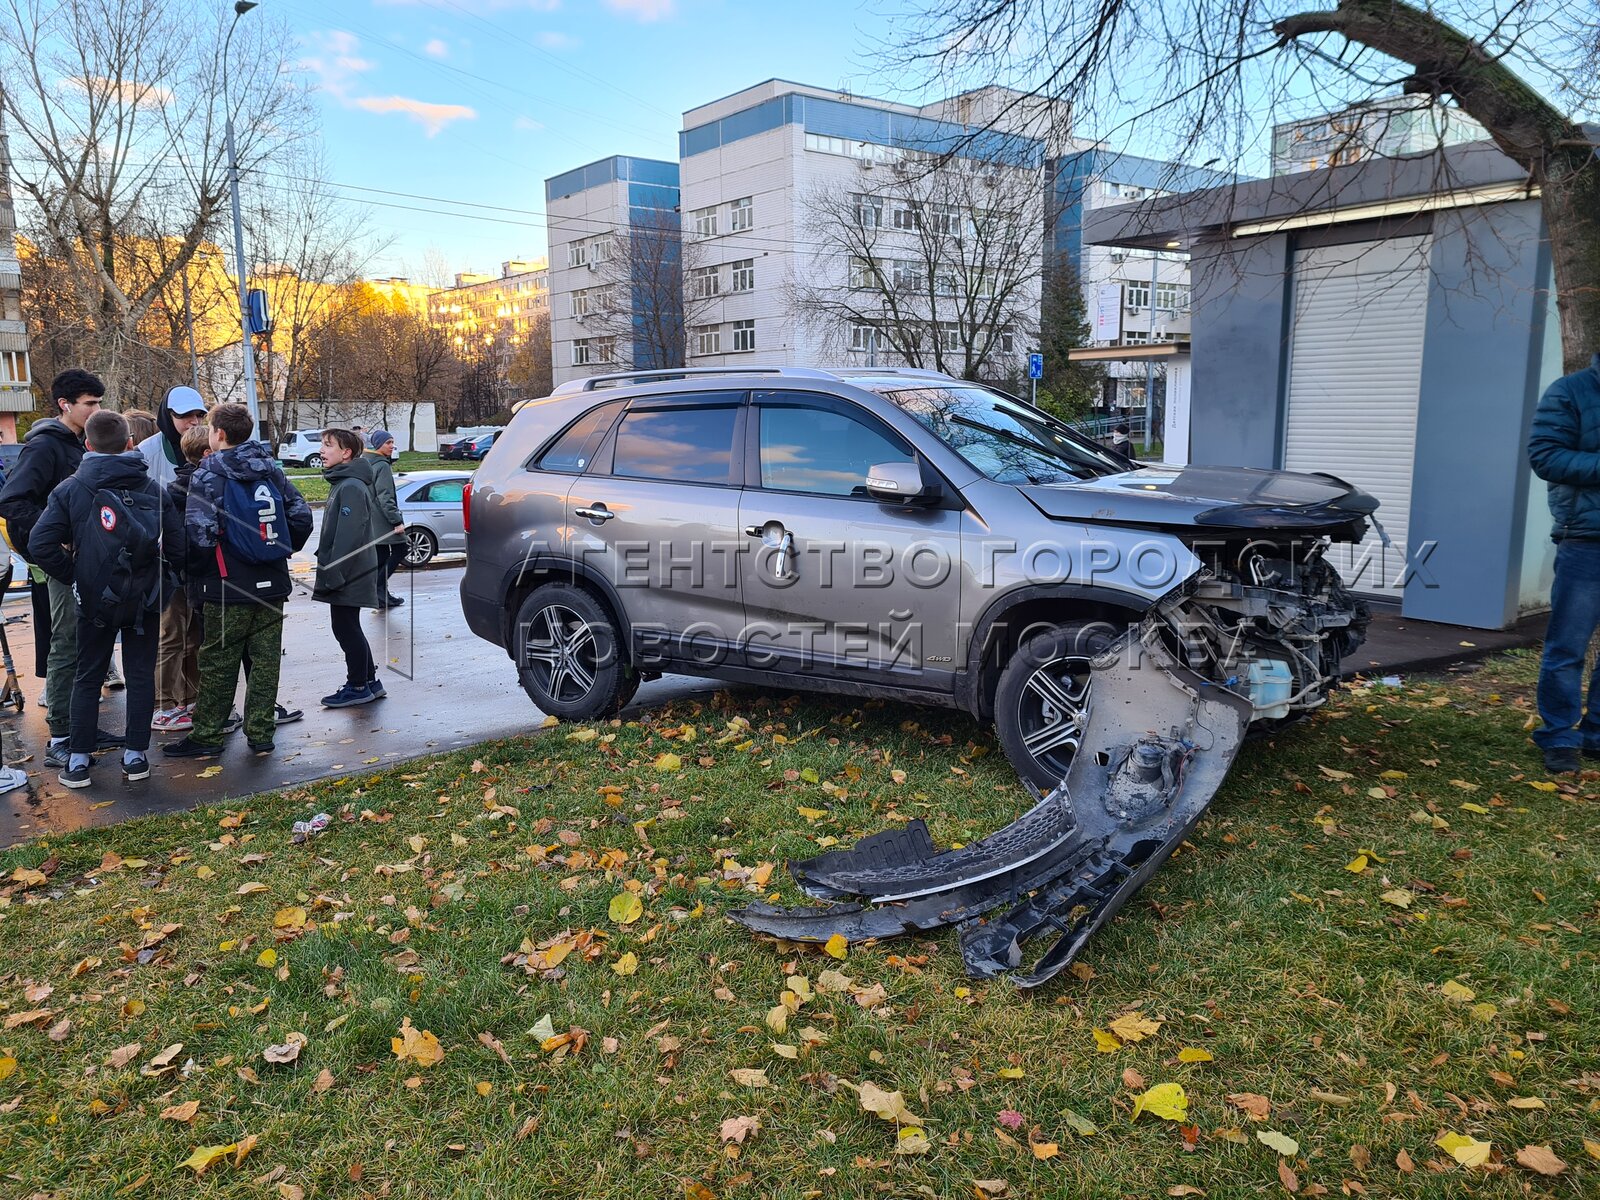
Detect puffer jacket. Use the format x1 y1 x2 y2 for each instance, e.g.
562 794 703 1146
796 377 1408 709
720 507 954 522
314 455 386 608
185 440 314 604
1529 353 1600 541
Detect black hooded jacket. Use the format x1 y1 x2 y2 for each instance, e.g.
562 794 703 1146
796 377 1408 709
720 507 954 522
28 450 185 609
0 417 86 563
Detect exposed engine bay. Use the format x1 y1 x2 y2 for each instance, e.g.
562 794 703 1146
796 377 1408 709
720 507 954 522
732 536 1369 987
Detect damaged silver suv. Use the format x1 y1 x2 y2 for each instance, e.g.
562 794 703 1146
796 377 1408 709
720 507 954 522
462 366 1374 982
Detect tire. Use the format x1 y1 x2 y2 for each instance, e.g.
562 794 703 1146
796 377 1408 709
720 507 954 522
512 583 637 721
306 453 323 468
403 527 436 568
993 619 1118 793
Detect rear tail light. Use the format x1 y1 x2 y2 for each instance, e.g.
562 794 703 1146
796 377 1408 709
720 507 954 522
462 480 472 534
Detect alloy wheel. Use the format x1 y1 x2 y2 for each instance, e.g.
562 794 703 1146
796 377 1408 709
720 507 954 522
521 603 600 705
1014 655 1093 782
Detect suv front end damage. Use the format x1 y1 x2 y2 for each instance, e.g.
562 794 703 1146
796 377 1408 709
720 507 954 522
732 536 1368 987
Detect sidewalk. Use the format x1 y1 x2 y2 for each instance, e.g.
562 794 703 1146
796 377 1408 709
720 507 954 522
1346 605 1547 677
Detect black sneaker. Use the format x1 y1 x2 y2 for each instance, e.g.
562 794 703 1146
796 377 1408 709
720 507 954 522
1543 746 1581 775
162 736 223 759
275 704 304 725
377 593 405 610
321 682 374 708
122 755 151 782
94 729 124 751
367 677 387 698
249 740 275 755
44 740 70 769
222 710 244 735
58 762 91 789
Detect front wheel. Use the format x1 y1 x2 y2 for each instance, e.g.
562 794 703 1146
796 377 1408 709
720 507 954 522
993 620 1117 792
306 453 323 468
512 583 637 720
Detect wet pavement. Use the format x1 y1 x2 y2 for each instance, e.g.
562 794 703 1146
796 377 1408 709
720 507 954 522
0 557 716 846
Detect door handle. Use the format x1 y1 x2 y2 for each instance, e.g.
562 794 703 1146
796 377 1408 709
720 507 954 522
574 505 615 522
743 524 764 537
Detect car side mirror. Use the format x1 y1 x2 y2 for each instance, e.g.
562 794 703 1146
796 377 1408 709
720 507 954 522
865 460 934 505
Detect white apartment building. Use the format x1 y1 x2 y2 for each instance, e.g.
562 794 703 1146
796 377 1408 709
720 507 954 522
545 155 680 387
674 80 1056 375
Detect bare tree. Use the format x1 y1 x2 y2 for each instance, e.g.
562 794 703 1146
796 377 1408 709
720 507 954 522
581 209 716 370
792 155 1043 381
0 0 312 396
894 0 1600 373
245 145 383 448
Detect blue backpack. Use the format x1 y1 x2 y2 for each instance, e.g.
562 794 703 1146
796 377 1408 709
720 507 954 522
219 475 293 564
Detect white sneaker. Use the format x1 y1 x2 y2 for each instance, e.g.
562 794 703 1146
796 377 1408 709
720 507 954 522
151 706 193 732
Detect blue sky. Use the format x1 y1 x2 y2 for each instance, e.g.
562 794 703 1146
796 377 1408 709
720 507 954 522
279 0 893 279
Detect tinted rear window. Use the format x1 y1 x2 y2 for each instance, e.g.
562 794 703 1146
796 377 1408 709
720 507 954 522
611 407 738 485
537 401 624 473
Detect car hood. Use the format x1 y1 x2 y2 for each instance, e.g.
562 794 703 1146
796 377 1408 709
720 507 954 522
1020 464 1378 535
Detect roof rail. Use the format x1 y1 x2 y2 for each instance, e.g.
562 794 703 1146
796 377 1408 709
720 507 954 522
827 367 957 380
551 365 846 395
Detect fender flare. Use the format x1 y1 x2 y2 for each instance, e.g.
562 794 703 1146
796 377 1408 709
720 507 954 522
956 583 1156 717
499 554 634 664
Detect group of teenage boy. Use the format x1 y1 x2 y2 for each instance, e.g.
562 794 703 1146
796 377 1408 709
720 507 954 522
0 368 409 789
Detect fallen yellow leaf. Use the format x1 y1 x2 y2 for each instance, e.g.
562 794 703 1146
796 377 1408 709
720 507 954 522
391 1018 444 1068
178 1143 236 1174
1176 1047 1213 1063
1108 1011 1161 1044
1435 1132 1492 1168
823 933 848 960
1440 980 1476 1002
608 892 643 925
1131 1083 1188 1122
1030 1141 1060 1160
612 952 639 976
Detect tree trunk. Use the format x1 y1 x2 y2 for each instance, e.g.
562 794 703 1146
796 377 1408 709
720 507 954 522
1276 0 1600 372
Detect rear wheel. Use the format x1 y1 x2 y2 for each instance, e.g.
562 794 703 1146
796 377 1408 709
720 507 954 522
306 453 323 468
513 584 637 720
403 527 436 568
993 620 1116 792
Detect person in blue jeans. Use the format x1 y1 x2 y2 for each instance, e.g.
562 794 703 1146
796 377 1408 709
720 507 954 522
1527 351 1600 774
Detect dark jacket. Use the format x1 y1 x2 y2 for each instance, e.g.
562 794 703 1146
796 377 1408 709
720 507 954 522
364 449 405 546
185 440 313 605
28 450 185 618
1528 353 1600 541
0 418 86 563
314 456 385 608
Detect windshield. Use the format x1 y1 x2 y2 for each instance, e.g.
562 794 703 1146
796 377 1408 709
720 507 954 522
872 385 1125 485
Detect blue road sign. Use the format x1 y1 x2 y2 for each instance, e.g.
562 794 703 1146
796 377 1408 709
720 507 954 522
1028 352 1044 380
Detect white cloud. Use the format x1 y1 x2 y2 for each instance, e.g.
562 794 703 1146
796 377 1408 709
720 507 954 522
423 38 450 58
352 95 477 137
61 76 174 108
603 0 675 20
513 115 545 131
536 30 579 50
299 30 377 99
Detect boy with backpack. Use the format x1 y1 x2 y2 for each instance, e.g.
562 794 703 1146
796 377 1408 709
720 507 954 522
163 403 312 759
28 410 184 787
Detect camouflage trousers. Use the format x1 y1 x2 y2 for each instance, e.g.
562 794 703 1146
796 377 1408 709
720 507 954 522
192 601 284 746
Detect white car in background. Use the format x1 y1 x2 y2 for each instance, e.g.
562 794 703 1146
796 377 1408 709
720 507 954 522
278 430 327 467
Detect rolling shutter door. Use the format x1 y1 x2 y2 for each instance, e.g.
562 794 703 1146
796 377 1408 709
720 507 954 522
1283 237 1429 596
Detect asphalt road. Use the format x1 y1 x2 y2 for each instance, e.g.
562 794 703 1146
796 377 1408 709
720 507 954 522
0 553 716 846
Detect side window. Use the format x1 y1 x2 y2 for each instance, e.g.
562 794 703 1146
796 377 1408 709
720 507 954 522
536 400 625 473
757 400 914 497
417 480 466 504
611 406 740 485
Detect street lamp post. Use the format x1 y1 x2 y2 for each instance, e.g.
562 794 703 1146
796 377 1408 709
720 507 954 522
223 1 260 430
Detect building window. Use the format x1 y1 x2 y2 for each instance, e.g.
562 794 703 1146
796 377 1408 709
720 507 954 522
691 206 718 238
998 325 1015 353
848 322 879 352
568 241 589 268
934 269 960 298
729 196 753 232
848 256 877 290
852 193 884 229
891 259 924 293
0 350 29 384
594 336 617 362
730 259 755 292
571 288 590 318
731 319 756 352
929 203 962 237
934 321 963 353
692 324 721 356
689 265 720 299
891 201 922 231
1154 282 1191 312
572 338 592 365
592 235 613 263
1123 282 1150 310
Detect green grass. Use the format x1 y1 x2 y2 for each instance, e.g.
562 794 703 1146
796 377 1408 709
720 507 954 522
1 650 1596 1198
282 454 472 505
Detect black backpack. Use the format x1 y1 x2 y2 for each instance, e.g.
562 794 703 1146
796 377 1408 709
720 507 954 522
73 481 164 631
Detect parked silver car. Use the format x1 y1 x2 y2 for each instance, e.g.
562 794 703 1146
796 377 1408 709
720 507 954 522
460 365 1376 983
395 470 471 567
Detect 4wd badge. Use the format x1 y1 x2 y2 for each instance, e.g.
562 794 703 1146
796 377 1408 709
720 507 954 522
99 506 116 531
